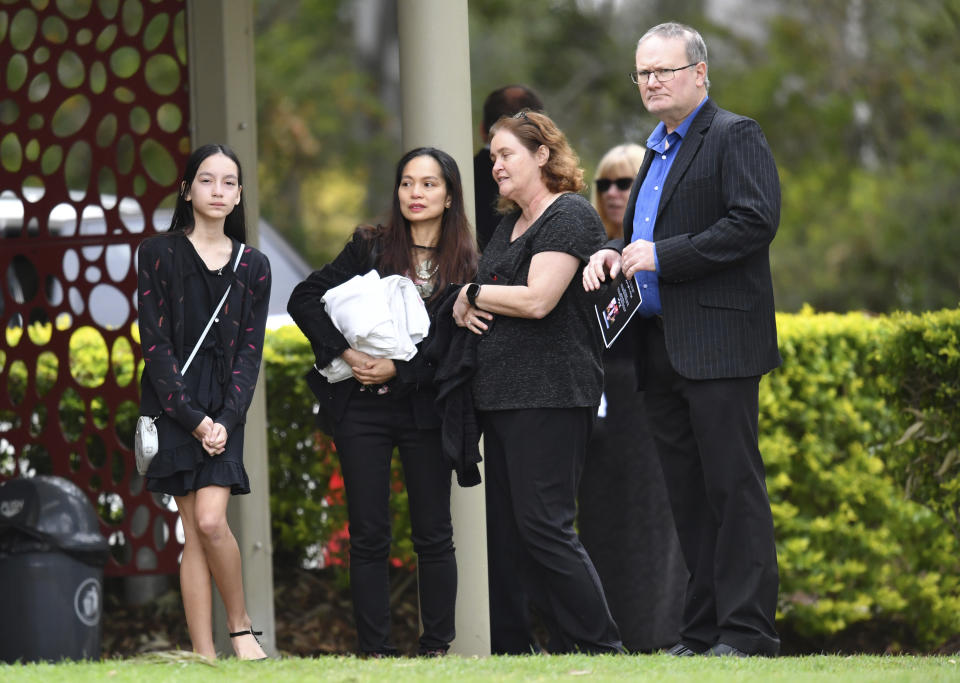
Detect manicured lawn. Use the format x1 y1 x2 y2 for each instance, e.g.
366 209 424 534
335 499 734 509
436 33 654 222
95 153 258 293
1 653 958 682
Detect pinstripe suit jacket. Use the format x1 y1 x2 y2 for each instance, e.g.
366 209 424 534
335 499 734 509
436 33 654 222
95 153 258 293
611 98 782 385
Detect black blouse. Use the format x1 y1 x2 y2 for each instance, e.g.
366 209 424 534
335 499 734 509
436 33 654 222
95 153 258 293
472 193 606 410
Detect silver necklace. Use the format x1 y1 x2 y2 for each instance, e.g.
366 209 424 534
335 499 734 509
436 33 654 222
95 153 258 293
413 258 439 298
415 258 439 281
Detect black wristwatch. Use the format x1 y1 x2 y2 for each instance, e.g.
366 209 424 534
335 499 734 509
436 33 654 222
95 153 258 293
466 283 481 307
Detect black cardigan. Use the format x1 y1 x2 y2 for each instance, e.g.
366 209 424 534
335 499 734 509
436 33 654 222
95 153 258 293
137 233 271 435
422 285 482 487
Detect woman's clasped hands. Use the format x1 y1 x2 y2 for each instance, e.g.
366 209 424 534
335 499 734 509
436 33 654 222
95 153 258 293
341 348 397 386
192 415 228 456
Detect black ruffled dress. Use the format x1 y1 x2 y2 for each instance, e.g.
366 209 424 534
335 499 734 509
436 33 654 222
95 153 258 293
141 237 255 496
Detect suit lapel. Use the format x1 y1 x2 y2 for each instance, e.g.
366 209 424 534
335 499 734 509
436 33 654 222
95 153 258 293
622 149 655 244
657 100 717 218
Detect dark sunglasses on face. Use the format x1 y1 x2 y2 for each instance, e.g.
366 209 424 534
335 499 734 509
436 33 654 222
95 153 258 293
595 177 633 193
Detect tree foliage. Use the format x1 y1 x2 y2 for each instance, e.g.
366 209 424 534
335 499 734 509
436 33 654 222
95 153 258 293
715 0 960 312
254 0 398 267
253 0 959 313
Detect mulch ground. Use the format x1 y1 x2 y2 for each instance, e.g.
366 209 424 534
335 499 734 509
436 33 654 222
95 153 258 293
101 564 421 658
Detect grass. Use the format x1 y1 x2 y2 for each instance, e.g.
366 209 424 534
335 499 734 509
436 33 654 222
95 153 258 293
1 653 958 682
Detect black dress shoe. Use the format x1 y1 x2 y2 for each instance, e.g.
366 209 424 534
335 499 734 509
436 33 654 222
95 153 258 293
665 642 700 656
708 642 749 657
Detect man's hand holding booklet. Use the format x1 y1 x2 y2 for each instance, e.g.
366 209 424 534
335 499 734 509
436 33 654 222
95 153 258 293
591 271 643 348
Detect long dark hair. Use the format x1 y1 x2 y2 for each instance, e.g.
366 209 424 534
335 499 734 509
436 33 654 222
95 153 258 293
167 143 247 242
369 147 478 295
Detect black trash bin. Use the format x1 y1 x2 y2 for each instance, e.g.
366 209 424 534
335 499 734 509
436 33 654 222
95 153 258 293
0 475 110 663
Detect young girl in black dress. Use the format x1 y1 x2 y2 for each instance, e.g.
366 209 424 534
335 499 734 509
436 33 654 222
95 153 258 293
288 147 478 656
137 144 270 660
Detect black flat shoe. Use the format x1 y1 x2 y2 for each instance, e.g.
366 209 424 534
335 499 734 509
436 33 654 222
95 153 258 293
665 642 701 656
707 642 749 657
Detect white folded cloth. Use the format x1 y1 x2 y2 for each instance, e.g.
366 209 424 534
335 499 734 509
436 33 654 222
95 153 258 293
319 271 430 382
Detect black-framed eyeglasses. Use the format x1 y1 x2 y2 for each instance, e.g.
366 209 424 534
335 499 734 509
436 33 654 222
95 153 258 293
596 177 633 193
629 63 698 85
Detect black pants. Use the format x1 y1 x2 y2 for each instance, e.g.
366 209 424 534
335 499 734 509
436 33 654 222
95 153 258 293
641 320 780 655
334 390 456 654
481 407 623 654
578 354 685 652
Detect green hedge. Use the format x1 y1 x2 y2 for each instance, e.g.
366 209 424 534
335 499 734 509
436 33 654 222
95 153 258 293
5 308 958 648
882 310 960 546
264 307 960 650
760 307 960 649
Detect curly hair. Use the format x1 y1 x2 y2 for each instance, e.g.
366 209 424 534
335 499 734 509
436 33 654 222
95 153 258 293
489 110 584 214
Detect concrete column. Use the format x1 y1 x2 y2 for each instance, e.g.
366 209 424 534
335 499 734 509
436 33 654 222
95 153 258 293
398 0 491 657
186 0 276 658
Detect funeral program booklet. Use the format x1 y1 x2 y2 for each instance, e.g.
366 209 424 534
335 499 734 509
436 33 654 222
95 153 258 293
593 272 643 348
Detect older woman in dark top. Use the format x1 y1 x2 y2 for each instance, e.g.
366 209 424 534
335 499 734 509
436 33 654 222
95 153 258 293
453 110 623 654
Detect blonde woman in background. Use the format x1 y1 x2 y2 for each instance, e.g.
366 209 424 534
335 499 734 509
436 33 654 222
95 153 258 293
591 144 646 239
576 142 686 652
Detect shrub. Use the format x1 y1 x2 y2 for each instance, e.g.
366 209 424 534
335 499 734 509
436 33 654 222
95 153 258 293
263 309 960 649
8 309 960 648
765 307 959 649
882 309 960 545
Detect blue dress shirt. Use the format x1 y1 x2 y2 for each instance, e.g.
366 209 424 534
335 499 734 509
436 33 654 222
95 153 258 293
631 97 709 317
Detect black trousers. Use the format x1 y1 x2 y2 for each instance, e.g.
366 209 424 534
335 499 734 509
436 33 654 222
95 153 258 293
641 319 780 655
334 389 456 654
481 407 623 654
578 354 685 652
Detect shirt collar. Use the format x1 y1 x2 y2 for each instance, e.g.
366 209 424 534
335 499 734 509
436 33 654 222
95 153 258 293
646 96 710 150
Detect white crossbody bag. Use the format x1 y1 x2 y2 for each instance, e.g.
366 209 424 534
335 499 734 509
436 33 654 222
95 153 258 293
135 244 245 476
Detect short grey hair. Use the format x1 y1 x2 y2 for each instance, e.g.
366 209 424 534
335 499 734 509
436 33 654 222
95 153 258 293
637 22 710 91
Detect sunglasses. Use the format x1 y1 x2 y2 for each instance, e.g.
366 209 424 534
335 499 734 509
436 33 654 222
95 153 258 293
595 177 633 193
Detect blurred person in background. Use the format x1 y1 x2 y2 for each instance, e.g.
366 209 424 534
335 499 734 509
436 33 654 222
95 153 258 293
473 85 544 252
578 143 685 652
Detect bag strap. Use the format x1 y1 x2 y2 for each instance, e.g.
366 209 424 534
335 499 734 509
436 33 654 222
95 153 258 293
182 243 245 375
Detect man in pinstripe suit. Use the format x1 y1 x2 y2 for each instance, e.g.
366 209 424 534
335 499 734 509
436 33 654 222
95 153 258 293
583 22 781 657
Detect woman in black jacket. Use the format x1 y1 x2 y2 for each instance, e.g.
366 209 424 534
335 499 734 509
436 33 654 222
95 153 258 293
137 144 270 660
288 147 478 656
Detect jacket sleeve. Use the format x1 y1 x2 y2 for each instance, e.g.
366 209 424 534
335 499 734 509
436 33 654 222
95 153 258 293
214 247 271 434
392 345 436 391
287 231 374 368
137 238 207 433
602 237 626 253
